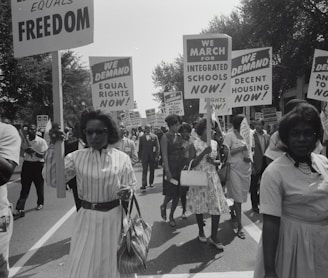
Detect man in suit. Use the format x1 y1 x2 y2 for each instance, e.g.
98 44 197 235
250 118 270 213
138 124 159 191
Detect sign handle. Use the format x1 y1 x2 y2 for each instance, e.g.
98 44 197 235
52 51 65 198
206 98 211 146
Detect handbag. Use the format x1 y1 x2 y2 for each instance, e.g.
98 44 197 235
180 160 208 187
117 194 152 274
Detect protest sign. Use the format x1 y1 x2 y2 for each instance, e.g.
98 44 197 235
231 47 272 107
183 34 232 100
199 97 232 116
155 113 166 127
11 0 94 58
36 115 49 130
125 111 141 129
89 57 134 112
262 107 277 125
145 109 156 125
164 91 185 116
307 49 328 102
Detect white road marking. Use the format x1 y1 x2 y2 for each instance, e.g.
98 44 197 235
139 271 254 277
9 206 75 277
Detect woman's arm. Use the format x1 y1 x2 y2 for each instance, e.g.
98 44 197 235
230 145 247 155
190 144 211 168
262 214 280 278
160 134 172 180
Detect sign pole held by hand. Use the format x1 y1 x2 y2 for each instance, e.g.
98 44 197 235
52 51 65 198
206 98 211 146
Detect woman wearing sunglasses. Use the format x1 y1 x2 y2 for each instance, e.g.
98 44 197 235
44 108 137 278
254 103 328 278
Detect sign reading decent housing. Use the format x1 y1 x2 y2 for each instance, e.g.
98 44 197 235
307 49 328 102
183 34 232 99
89 57 134 112
231 47 272 107
164 91 185 116
11 0 94 58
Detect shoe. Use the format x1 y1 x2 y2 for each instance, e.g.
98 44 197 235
181 213 187 219
252 207 260 213
169 219 176 227
140 186 146 191
236 229 246 239
149 184 154 189
13 210 25 218
36 205 43 210
160 205 167 221
208 237 224 251
198 235 207 243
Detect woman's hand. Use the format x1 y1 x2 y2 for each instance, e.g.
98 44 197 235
117 187 133 201
206 155 215 165
49 123 65 144
165 170 172 181
203 146 212 155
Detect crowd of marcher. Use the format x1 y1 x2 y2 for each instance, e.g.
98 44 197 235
1 98 328 277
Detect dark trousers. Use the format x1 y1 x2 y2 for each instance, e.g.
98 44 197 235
16 161 44 210
142 159 155 187
250 172 261 209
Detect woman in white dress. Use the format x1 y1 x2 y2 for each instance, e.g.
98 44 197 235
224 114 252 239
187 119 229 250
45 109 137 278
254 103 328 278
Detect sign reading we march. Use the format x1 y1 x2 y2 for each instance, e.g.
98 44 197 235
231 47 272 107
183 34 232 99
89 57 134 112
11 0 94 58
307 49 328 102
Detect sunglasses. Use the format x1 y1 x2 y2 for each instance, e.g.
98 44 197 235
84 128 108 136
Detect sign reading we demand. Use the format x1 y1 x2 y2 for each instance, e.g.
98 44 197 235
308 49 328 102
89 57 134 112
231 47 272 107
11 0 94 58
183 34 232 99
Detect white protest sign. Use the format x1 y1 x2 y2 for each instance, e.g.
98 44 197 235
125 111 141 128
199 97 232 116
183 34 232 99
262 107 277 125
145 108 156 125
89 57 134 112
11 0 94 58
307 49 328 102
155 113 166 127
164 91 185 116
36 115 48 130
231 47 272 107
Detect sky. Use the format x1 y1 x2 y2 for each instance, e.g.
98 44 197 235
75 0 241 117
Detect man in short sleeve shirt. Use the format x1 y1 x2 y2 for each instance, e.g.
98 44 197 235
0 122 21 277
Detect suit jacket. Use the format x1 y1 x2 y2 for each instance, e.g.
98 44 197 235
252 131 270 174
138 133 160 162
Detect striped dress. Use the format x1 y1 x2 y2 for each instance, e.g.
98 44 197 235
44 145 137 278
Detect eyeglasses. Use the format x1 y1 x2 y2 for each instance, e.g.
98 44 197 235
84 128 108 136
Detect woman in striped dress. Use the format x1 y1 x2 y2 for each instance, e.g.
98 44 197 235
44 109 137 278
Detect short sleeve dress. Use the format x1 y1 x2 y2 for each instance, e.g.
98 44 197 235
224 131 252 203
162 133 185 196
187 138 229 215
253 153 328 278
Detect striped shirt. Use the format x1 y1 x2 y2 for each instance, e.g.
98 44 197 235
44 145 137 202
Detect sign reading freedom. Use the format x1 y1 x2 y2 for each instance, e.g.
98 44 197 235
11 0 94 58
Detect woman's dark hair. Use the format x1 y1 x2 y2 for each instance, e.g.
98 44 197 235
232 114 245 129
165 114 181 127
195 118 207 136
179 122 192 134
80 108 120 145
279 103 322 149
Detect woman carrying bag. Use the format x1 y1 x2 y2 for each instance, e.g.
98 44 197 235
187 119 229 250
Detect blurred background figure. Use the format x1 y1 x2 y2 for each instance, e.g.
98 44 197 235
117 123 138 165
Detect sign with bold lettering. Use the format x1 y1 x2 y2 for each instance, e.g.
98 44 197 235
231 47 272 107
307 49 328 102
36 115 48 130
164 91 184 116
89 57 134 112
11 0 94 58
199 97 232 116
183 34 232 99
125 111 141 128
145 108 156 125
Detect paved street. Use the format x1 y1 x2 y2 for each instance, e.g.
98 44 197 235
7 162 262 278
